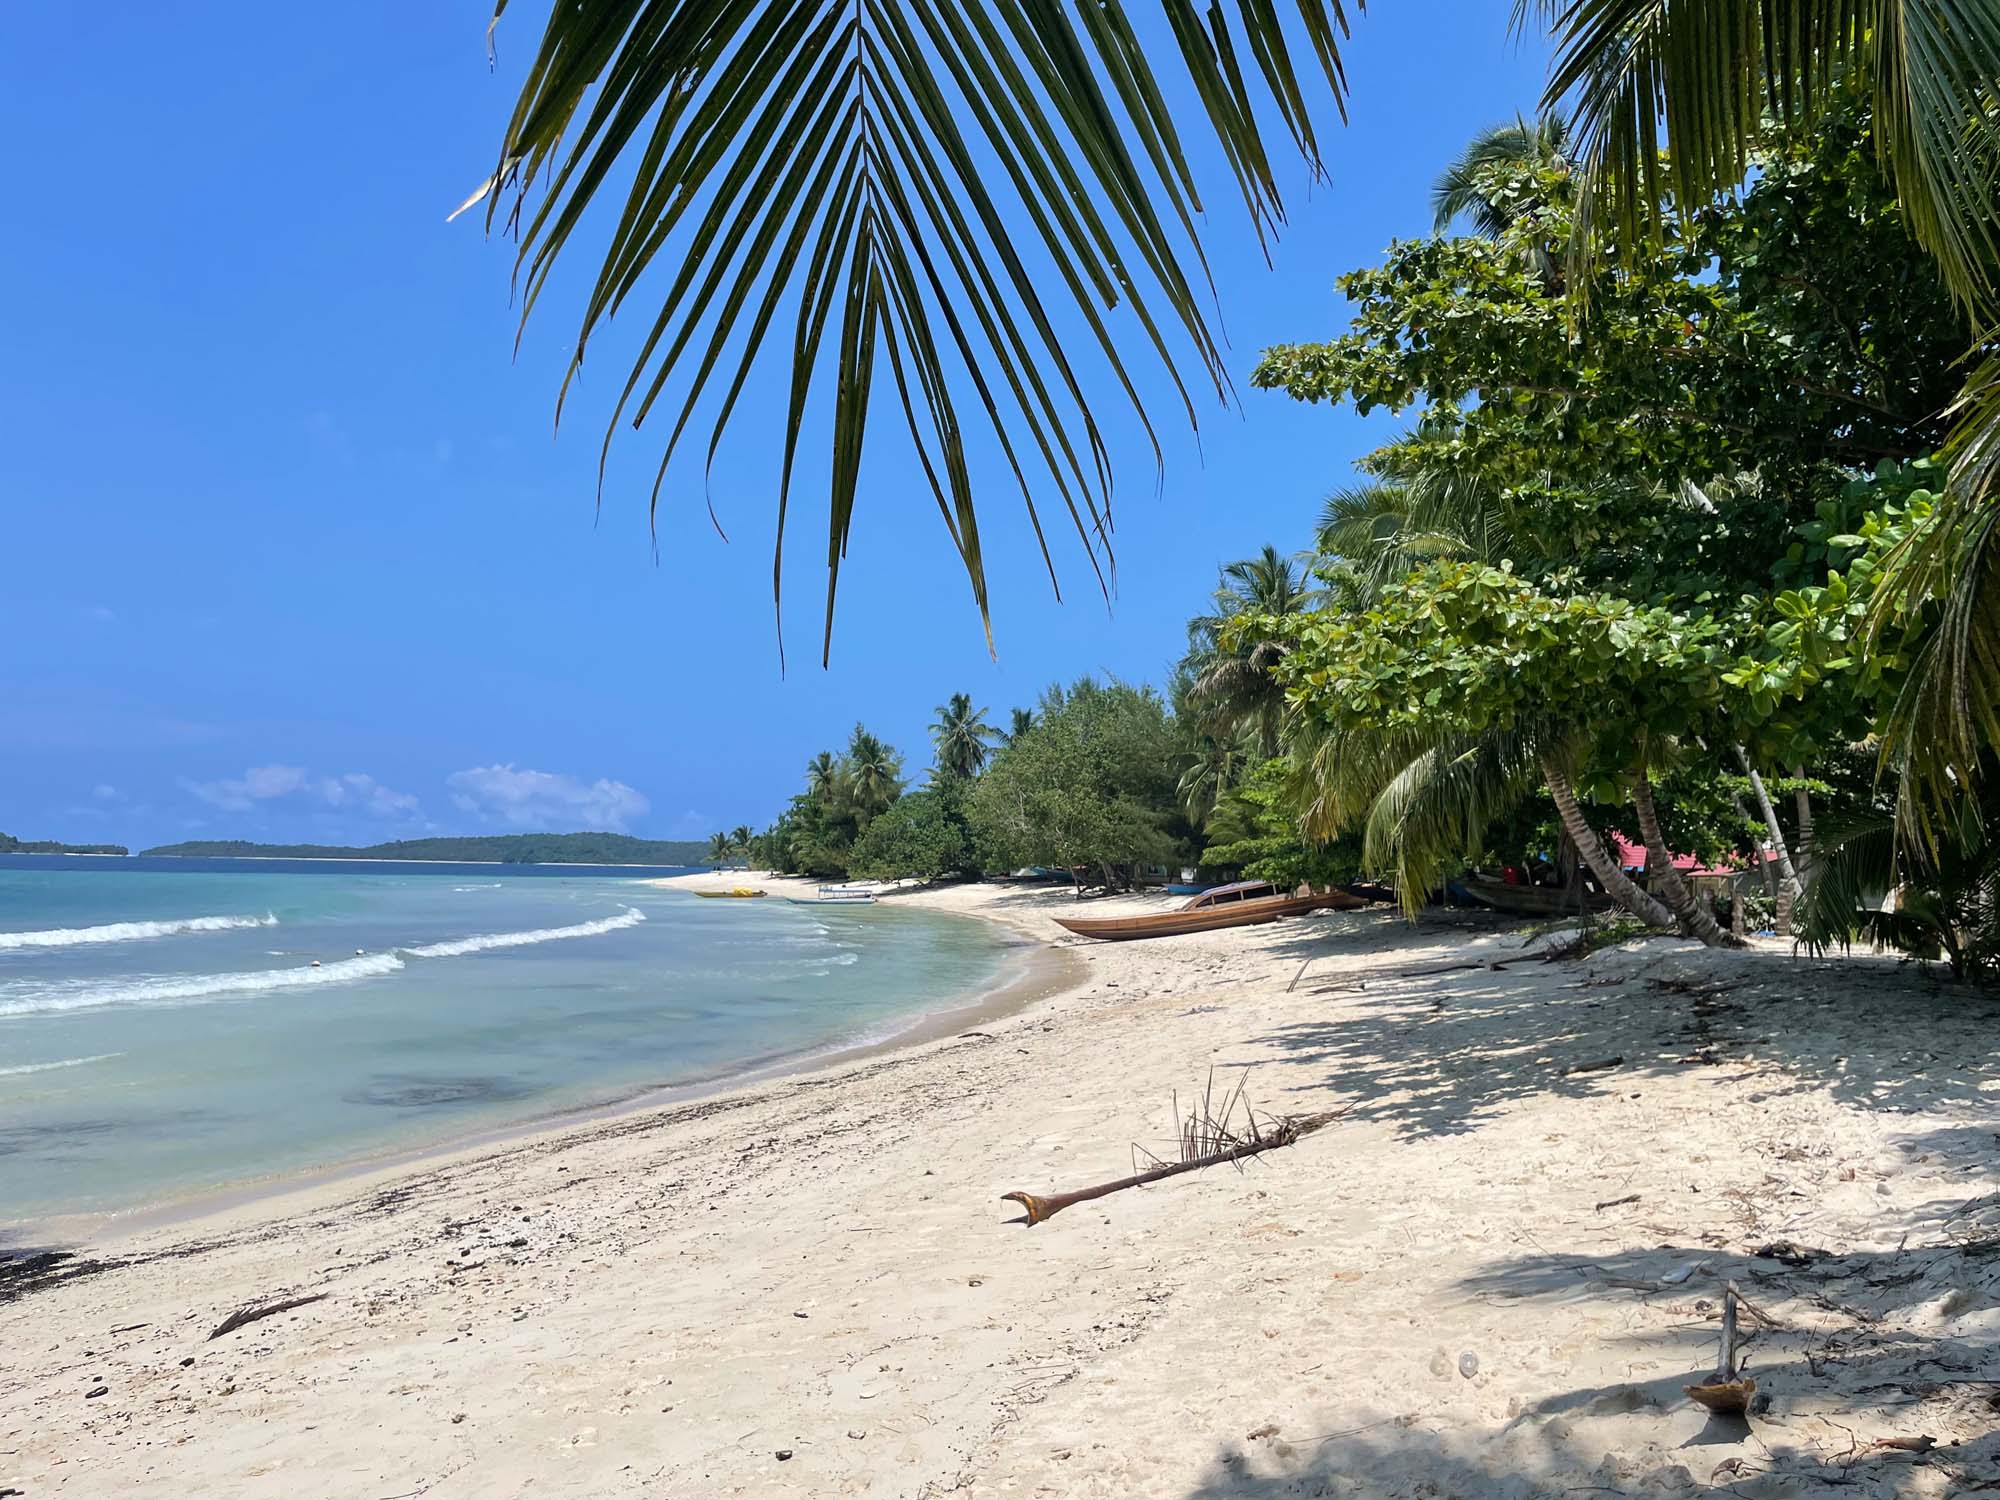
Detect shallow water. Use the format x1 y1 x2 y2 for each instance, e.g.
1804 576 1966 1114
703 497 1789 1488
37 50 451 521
0 858 1008 1221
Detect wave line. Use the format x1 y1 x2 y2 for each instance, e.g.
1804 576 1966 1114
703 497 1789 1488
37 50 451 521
404 907 646 959
0 913 278 951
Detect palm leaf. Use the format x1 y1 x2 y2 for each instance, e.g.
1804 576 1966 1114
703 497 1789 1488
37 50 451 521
1521 2 2000 313
476 0 1361 663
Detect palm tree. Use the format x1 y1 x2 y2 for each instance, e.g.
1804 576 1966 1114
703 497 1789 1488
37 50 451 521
845 725 904 817
930 693 998 780
804 751 841 801
1522 3 2000 826
1002 708 1036 746
472 2 1364 662
1431 112 1576 236
1181 544 1316 758
705 832 731 869
730 824 755 867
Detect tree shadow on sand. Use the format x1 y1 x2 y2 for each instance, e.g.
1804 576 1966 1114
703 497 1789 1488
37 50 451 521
1181 1207 2000 1492
1239 927 2000 1142
1184 1409 2000 1497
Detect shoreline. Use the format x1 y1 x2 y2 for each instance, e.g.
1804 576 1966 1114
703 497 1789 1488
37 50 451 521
6 885 1997 1498
11 873 1080 1251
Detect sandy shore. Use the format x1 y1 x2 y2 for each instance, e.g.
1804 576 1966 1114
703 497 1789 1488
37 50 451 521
4 878 1999 1497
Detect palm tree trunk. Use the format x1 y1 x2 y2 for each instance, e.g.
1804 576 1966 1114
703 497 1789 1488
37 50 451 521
1541 758 1677 931
1791 767 1814 878
1734 746 1802 896
1630 770 1738 948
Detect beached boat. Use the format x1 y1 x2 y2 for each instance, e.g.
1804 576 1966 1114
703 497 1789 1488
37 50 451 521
1455 873 1612 916
1052 880 1366 942
695 887 766 899
787 885 878 906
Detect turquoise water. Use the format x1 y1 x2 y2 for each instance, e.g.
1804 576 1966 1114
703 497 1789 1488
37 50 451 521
0 858 1009 1222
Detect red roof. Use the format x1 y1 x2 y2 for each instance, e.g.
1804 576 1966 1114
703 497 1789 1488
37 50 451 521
1610 835 1742 878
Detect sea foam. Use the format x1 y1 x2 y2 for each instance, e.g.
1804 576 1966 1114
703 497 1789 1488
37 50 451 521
0 913 278 951
0 953 405 1017
0 1052 122 1077
404 907 646 959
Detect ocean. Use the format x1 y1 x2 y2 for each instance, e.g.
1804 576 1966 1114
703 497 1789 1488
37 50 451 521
0 856 1011 1225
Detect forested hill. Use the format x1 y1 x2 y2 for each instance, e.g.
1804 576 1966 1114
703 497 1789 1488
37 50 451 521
138 833 709 865
0 832 130 856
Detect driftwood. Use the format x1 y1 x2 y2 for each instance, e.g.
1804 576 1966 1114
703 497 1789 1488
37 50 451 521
1002 1073 1345 1227
1685 1282 1756 1416
208 1293 328 1341
1561 1055 1625 1076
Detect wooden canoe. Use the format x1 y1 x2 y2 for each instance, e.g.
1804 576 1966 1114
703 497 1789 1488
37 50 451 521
695 888 765 899
1457 873 1611 916
1052 889 1365 942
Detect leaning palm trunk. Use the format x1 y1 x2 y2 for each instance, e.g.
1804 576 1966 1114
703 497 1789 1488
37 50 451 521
1631 772 1738 949
1792 768 1815 879
1541 758 1677 931
1734 746 1803 898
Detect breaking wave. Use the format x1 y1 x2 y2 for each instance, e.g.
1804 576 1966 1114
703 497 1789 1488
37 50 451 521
404 907 646 959
0 1052 122 1077
0 913 278 951
0 953 406 1018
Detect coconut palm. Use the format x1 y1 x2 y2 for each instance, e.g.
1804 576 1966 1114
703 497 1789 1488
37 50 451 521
730 824 755 866
930 692 998 780
1431 112 1576 236
845 726 904 816
1315 476 1509 602
706 832 731 869
1181 545 1317 758
473 1 1364 661
804 751 841 801
1002 708 1036 746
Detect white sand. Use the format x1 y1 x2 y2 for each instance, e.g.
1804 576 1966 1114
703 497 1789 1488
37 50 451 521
4 876 1998 1497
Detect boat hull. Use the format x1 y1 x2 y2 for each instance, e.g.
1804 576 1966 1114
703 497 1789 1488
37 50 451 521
1457 875 1611 916
1052 891 1365 942
786 896 876 906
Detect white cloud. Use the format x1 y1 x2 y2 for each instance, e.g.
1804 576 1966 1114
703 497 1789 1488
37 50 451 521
322 773 421 818
92 784 118 801
447 765 649 833
183 764 419 819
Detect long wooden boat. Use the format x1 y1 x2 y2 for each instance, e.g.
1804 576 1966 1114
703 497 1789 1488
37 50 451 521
695 887 765 899
1052 880 1366 942
1456 873 1612 916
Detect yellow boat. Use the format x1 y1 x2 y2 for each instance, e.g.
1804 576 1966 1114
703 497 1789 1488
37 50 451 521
695 887 766 899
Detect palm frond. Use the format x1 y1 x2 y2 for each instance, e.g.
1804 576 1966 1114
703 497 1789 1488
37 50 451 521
481 0 1362 663
1431 110 1577 235
1795 806 1899 954
1359 727 1546 915
1522 1 2000 315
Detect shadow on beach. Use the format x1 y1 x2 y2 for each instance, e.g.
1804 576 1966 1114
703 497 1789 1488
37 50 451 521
1239 923 2000 1142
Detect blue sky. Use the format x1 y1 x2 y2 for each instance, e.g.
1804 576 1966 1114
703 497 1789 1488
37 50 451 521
2 4 1549 849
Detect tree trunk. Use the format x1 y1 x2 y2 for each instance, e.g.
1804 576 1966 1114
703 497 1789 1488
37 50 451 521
1734 747 1802 897
1541 758 1677 931
1791 767 1814 878
1630 770 1739 948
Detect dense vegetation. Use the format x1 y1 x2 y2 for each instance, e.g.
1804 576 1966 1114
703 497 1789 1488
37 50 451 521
734 88 2000 979
0 832 129 856
139 833 709 865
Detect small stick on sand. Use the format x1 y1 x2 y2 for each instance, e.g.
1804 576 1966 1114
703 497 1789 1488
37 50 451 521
1685 1282 1756 1416
208 1293 328 1341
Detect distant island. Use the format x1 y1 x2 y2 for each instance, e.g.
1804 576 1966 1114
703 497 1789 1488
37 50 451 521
138 832 710 866
0 831 130 856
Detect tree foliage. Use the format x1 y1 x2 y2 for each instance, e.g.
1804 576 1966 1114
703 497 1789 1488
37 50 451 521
969 678 1189 886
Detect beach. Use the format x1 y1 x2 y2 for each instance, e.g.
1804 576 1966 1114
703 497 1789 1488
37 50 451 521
5 875 1999 1497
